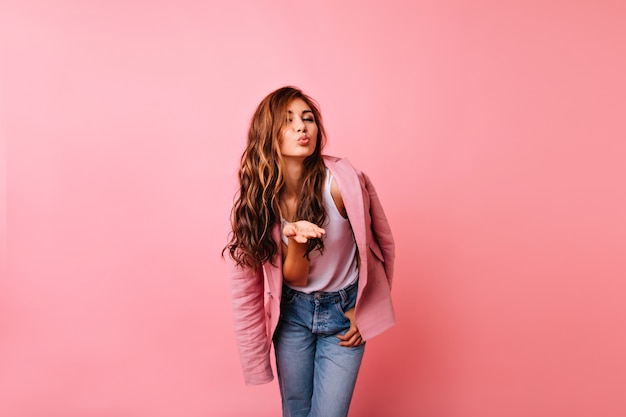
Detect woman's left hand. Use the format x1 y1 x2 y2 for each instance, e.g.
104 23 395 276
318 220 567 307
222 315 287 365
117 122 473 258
337 308 364 347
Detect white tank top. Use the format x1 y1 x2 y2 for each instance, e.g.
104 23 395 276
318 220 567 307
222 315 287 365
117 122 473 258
282 169 359 293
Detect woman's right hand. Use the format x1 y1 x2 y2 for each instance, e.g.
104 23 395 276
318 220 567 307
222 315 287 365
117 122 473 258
282 221 325 244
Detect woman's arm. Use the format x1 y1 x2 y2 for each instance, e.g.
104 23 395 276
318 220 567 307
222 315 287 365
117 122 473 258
282 238 309 286
282 221 325 286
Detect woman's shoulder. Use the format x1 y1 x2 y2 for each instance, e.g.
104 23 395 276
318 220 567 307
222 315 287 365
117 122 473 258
322 155 362 172
322 155 366 180
322 154 342 165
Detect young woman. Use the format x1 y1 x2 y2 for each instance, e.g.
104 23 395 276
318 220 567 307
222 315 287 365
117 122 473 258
225 86 395 417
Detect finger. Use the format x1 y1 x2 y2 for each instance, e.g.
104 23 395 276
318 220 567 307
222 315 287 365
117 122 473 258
298 231 322 241
336 331 350 341
337 327 357 341
283 225 296 237
339 333 362 347
301 224 325 234
301 228 319 236
293 223 325 237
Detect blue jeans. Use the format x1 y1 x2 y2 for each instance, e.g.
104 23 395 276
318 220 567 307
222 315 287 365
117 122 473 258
273 280 365 417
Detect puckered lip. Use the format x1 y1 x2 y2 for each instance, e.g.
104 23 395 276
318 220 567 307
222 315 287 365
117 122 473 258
297 135 310 145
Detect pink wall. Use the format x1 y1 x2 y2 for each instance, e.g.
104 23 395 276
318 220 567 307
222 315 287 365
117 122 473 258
2 1 625 416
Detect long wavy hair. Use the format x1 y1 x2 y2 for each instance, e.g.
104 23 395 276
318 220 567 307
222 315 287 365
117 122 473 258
225 86 328 270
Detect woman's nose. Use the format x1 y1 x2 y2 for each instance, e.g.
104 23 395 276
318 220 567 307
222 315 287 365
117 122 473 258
295 119 306 132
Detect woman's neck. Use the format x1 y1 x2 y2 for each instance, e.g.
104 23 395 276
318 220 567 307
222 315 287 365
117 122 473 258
281 157 305 198
280 158 305 221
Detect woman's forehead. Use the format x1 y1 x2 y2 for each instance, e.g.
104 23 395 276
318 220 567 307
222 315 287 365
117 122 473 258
286 98 312 113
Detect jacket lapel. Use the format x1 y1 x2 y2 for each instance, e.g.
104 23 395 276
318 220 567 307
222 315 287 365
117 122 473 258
325 157 368 265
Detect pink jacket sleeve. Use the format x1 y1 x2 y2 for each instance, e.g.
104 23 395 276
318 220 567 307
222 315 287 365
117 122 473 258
227 256 274 385
362 172 396 289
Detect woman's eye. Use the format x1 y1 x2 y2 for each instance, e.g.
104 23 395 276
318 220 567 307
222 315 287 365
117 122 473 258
303 117 314 122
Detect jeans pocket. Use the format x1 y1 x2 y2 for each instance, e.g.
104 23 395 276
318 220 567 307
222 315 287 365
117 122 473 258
334 299 347 316
334 293 356 321
341 288 358 314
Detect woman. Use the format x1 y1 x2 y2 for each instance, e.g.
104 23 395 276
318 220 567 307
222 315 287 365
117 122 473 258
225 86 395 417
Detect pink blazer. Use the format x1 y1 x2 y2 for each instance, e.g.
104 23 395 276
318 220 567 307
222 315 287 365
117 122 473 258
228 155 396 385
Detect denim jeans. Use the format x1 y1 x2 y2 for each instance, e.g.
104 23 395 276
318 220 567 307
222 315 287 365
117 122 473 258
273 280 365 417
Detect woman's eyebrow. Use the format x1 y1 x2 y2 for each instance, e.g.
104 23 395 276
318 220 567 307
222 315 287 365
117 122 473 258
287 110 314 115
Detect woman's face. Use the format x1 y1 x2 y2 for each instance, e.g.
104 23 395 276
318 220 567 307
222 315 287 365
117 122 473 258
279 98 318 159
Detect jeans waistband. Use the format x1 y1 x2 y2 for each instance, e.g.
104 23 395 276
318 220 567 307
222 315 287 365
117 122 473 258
282 279 359 303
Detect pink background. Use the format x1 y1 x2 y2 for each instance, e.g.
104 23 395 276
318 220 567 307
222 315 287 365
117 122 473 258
2 1 625 416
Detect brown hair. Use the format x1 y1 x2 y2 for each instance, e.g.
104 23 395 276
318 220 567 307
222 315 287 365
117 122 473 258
225 86 328 269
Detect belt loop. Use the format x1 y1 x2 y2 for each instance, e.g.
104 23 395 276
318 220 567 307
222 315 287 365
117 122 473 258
339 288 347 302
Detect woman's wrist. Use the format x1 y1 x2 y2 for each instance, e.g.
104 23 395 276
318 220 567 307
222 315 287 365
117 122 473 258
286 236 308 250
